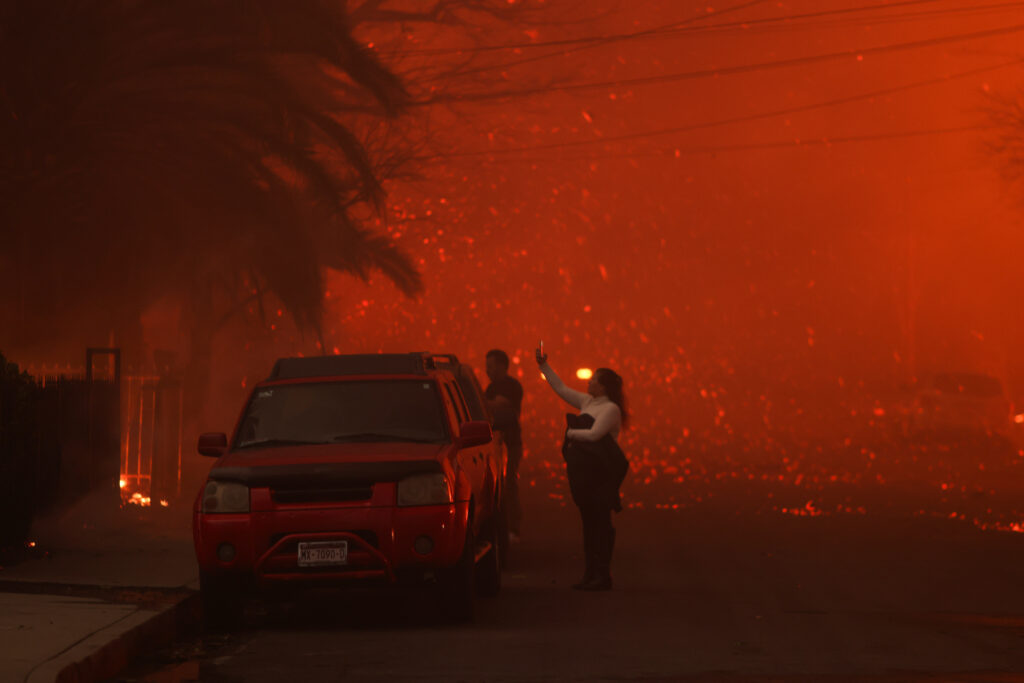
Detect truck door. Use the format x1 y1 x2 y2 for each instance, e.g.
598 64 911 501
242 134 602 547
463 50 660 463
444 381 486 525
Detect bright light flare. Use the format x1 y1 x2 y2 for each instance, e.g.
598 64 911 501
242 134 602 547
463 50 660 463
576 368 593 380
119 479 127 489
1014 414 1024 425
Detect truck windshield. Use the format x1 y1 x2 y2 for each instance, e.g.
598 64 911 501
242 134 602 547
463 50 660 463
234 380 448 449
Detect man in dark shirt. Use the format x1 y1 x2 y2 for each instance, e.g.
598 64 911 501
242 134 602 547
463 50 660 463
485 349 524 540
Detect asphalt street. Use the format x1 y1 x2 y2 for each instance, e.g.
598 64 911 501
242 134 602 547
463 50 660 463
114 486 1024 683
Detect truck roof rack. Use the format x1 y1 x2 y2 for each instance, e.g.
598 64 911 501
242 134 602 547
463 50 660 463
268 353 430 380
266 352 473 381
426 354 460 369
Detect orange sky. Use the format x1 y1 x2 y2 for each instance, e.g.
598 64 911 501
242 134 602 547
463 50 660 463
116 1 1024 442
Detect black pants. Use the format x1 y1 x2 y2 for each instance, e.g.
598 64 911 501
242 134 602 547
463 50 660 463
504 438 522 534
579 503 615 580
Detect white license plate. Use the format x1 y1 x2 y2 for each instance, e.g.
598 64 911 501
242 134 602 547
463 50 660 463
297 541 348 567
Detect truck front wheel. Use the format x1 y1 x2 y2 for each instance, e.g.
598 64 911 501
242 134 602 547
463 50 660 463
438 528 475 622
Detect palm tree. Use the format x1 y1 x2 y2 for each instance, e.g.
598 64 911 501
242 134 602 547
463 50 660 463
0 0 422 409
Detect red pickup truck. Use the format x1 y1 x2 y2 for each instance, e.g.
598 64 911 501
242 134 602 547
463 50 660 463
192 353 507 623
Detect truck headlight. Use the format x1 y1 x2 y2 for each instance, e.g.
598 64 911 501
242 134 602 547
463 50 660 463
202 480 250 513
397 473 452 506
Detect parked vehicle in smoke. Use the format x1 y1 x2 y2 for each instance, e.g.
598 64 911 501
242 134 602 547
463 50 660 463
192 353 507 624
908 372 1014 439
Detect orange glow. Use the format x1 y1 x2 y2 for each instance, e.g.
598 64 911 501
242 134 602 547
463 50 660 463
127 491 152 507
19 2 1020 543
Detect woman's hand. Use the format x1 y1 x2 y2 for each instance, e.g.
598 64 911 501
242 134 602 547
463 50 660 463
535 347 547 365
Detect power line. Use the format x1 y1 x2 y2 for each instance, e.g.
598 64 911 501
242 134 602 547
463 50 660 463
438 0 1024 80
417 0 766 82
415 59 1022 160
662 123 992 155
390 0 772 57
448 125 994 165
395 0 991 58
416 21 1024 105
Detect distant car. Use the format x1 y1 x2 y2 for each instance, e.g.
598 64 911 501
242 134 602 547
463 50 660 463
192 353 506 624
910 372 1013 438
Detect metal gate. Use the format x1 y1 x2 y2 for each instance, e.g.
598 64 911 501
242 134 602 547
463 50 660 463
121 373 183 507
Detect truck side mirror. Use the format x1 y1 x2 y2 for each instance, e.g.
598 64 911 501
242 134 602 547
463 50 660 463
198 432 228 458
457 420 492 449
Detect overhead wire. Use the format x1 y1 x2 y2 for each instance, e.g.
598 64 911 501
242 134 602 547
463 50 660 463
392 0 951 57
441 125 996 166
415 21 1024 105
414 58 1023 161
388 0 773 57
441 0 1024 80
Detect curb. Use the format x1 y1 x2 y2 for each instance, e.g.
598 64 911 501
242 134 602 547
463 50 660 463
27 591 201 683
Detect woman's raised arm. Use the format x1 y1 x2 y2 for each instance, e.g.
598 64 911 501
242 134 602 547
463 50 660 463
538 359 588 409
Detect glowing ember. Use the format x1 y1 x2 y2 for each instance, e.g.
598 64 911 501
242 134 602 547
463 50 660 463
126 491 152 507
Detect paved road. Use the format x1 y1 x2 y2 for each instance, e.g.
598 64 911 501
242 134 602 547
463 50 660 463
117 493 1024 683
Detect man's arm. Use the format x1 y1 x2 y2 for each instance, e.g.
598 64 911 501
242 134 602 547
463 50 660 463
487 395 516 430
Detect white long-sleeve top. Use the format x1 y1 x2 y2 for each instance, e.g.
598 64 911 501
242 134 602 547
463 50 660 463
540 362 621 442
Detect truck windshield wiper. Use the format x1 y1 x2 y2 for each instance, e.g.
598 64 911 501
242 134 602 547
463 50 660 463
235 438 325 450
331 432 440 444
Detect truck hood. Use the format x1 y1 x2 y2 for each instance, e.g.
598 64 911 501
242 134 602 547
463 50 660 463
209 441 450 487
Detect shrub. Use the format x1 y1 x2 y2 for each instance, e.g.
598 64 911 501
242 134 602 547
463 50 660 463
0 352 40 548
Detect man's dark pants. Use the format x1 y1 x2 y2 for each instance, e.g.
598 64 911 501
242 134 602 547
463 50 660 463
505 436 522 535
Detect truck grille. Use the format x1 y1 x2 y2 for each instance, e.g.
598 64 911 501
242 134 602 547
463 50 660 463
269 530 379 549
271 486 373 505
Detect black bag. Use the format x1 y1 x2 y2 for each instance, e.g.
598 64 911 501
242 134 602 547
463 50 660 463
562 413 629 511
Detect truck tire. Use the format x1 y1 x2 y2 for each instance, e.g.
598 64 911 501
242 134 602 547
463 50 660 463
496 499 510 570
439 528 475 622
476 514 502 597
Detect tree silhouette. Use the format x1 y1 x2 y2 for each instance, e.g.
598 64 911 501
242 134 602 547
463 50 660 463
0 0 425 407
0 0 593 413
990 93 1024 186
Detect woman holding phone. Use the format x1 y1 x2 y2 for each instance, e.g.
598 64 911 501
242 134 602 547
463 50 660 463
536 343 628 591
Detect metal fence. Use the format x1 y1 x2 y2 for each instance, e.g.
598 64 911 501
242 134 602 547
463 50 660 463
24 348 184 509
121 373 183 506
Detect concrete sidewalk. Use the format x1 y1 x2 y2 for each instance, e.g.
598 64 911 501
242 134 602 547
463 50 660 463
0 492 198 683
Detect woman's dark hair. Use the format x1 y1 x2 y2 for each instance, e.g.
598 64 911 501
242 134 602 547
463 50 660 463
595 368 628 429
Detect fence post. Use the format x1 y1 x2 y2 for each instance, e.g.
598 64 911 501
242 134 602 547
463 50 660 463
86 348 121 506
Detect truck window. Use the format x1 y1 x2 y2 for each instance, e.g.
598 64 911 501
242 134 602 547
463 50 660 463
443 383 467 426
456 369 488 422
234 380 448 448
